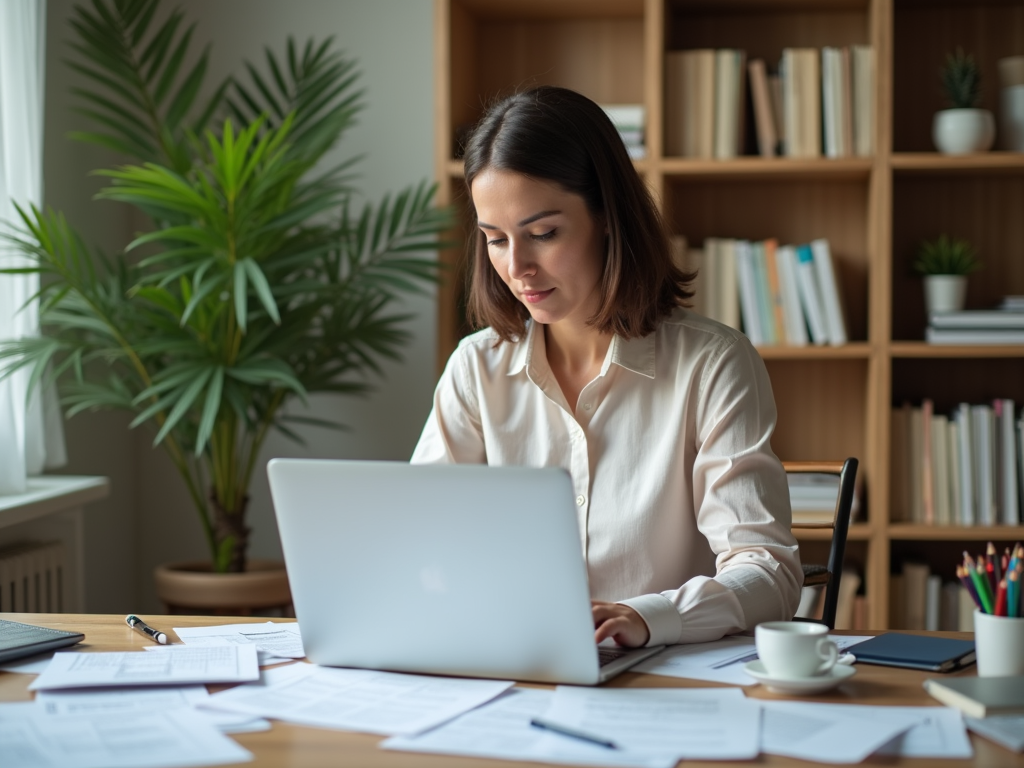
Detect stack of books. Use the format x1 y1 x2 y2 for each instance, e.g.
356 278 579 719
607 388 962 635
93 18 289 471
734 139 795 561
601 104 645 160
664 49 746 159
926 297 1024 344
889 561 975 633
788 471 861 524
675 236 847 347
890 398 1023 527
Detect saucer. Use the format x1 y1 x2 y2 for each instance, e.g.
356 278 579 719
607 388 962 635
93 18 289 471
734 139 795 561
743 660 856 694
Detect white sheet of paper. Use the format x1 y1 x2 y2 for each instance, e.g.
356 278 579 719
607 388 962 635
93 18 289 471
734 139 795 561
758 700 929 763
34 685 271 734
202 662 513 736
174 622 304 662
0 647 85 674
383 687 676 768
965 715 1024 753
541 686 761 761
636 635 872 685
28 645 260 690
0 703 252 768
866 706 972 758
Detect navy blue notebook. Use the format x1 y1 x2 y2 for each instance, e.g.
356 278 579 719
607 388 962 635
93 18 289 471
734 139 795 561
848 633 976 672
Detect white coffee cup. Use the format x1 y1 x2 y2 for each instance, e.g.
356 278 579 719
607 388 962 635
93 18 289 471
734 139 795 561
974 610 1024 677
756 621 838 679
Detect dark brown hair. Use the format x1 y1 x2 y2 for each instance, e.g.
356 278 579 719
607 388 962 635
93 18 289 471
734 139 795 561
463 86 695 341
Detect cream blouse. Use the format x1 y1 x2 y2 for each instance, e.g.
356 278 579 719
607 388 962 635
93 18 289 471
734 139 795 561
410 307 802 645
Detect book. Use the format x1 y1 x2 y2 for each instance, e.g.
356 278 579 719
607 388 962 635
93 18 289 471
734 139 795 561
995 398 1020 525
735 239 763 345
750 241 777 344
763 239 787 344
748 58 777 157
902 561 930 630
930 310 1024 329
948 418 963 526
788 471 861 523
931 412 950 525
781 47 821 157
921 399 934 525
849 632 976 672
835 568 861 630
924 676 1024 718
713 48 745 159
683 49 716 158
955 403 976 525
971 404 997 525
926 327 1024 344
851 45 874 157
908 404 923 523
810 238 847 345
925 573 941 631
794 243 828 345
775 244 808 346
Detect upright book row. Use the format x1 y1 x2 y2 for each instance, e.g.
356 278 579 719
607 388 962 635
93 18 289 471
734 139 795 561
675 236 847 347
891 399 1024 527
891 562 974 632
664 46 874 159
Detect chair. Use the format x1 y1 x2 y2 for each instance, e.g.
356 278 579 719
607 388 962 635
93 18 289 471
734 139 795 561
785 457 859 630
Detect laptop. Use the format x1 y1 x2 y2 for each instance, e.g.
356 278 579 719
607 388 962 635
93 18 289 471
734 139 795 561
0 619 84 663
267 458 664 684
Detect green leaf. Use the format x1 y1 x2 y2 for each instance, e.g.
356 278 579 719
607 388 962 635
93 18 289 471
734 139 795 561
241 258 281 324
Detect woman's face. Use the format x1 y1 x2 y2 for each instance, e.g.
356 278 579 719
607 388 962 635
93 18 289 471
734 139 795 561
471 168 607 333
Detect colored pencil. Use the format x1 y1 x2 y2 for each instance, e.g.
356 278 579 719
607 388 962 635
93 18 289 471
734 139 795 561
956 565 982 611
969 559 994 614
995 577 1008 617
1010 570 1020 619
988 542 1001 586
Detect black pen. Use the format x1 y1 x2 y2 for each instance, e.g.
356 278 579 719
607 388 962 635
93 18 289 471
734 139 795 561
125 614 168 644
530 717 618 749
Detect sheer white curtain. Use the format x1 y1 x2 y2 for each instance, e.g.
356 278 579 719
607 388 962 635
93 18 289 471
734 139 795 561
0 0 66 495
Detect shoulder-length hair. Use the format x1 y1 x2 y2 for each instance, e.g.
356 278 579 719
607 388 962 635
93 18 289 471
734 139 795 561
462 85 695 342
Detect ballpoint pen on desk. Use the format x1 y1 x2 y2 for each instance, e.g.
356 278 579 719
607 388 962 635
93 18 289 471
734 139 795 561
530 718 618 750
125 614 169 644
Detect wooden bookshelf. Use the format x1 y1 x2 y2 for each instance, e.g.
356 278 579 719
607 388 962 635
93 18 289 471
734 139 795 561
432 0 1024 629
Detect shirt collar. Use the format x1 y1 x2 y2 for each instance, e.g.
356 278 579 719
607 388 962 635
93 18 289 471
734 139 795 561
508 321 656 379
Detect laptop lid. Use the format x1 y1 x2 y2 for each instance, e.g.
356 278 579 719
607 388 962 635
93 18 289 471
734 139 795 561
268 459 657 684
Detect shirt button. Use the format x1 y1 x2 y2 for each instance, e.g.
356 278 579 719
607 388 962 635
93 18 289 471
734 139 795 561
583 402 592 411
576 495 586 507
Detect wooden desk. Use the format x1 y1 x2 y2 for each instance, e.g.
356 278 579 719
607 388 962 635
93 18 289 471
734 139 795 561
2 614 1022 767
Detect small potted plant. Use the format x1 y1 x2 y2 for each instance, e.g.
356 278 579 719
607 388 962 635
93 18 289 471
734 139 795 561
913 234 982 315
933 47 996 154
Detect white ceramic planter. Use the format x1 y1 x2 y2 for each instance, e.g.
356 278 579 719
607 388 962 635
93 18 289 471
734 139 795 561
924 274 967 315
1000 85 1024 151
932 109 996 155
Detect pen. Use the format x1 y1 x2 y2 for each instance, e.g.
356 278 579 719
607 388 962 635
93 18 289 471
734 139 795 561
125 614 168 644
530 718 618 749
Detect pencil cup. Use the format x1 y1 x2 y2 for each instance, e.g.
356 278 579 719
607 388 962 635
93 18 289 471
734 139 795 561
974 610 1024 677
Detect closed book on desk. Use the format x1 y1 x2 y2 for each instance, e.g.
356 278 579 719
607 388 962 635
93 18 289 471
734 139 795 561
848 632 976 672
924 675 1024 718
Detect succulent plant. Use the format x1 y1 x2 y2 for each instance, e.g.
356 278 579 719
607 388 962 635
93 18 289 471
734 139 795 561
940 47 982 109
913 234 982 276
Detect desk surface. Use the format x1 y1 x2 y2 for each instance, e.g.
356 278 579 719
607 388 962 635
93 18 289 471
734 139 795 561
2 614 1021 768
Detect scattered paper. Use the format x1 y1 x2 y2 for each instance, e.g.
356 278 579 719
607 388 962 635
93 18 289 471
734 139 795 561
34 686 270 734
174 622 304 663
541 686 761 761
848 705 972 758
965 715 1024 753
0 703 252 768
202 662 513 736
758 700 928 763
383 687 676 768
636 635 871 685
0 647 84 675
29 646 260 690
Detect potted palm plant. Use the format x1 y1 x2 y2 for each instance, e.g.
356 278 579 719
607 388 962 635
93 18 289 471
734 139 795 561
933 47 996 154
913 234 982 316
0 0 451 610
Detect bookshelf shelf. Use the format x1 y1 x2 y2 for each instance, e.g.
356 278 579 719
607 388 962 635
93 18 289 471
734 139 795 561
433 0 1024 631
888 525 1024 542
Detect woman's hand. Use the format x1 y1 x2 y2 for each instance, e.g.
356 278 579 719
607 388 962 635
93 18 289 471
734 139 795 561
592 601 650 647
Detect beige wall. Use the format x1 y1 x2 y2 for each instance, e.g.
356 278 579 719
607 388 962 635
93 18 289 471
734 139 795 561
44 0 437 612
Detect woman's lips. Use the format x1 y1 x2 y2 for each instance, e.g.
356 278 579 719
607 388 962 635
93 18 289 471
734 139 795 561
522 288 554 304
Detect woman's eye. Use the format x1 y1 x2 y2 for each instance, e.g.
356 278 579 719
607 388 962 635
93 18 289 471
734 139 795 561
485 236 507 247
531 229 556 241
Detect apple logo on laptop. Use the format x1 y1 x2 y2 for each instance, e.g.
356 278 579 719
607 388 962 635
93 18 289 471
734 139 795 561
419 565 448 594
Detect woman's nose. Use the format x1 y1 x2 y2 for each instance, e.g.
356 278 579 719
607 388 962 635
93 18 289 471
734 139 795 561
507 242 537 280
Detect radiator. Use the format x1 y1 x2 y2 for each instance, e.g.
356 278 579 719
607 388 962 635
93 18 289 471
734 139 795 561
0 541 67 613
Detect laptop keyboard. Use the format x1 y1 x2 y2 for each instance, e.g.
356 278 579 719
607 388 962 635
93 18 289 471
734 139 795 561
597 646 631 667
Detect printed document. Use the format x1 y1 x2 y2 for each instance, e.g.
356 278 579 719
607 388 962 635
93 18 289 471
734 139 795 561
29 645 260 690
383 687 676 768
636 635 871 685
758 700 929 763
0 702 252 768
540 686 761 761
174 622 304 662
202 662 513 735
34 686 270 734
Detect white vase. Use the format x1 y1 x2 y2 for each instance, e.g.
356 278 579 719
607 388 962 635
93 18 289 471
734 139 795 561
1000 85 1024 151
932 109 996 155
924 274 967 316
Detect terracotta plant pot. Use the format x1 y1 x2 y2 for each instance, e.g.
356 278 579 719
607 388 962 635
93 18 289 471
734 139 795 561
154 558 292 615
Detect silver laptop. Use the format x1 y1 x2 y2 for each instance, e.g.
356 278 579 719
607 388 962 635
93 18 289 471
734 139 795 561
267 459 663 684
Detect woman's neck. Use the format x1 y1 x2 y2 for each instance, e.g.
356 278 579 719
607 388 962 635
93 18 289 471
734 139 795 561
543 322 612 412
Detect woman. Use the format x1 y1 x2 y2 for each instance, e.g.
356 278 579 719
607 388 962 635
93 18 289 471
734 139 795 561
412 86 801 648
